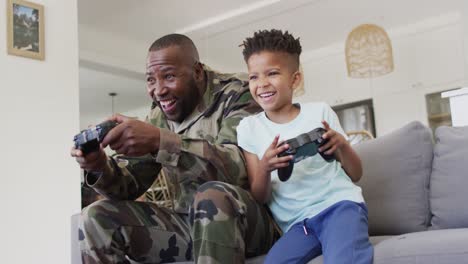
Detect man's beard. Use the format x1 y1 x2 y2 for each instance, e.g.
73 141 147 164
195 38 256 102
160 77 201 123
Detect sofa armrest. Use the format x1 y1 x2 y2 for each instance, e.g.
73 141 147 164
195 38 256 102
71 214 82 264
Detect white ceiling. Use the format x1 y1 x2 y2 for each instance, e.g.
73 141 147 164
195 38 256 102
78 0 256 43
78 0 463 125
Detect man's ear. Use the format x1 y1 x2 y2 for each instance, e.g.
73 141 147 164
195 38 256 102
193 62 204 82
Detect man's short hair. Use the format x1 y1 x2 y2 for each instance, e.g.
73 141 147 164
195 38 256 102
241 29 302 69
149 33 199 61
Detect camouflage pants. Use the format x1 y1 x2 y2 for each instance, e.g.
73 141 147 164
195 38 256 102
80 181 277 264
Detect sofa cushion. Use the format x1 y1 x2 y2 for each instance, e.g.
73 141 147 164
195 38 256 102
225 236 391 264
430 125 468 229
374 228 468 264
354 121 433 235
165 229 468 264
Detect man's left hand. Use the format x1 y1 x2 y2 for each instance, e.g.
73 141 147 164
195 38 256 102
101 114 160 156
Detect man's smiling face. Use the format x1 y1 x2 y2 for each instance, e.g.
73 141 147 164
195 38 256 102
146 45 202 122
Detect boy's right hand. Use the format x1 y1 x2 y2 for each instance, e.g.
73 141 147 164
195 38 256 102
260 135 294 173
70 146 108 173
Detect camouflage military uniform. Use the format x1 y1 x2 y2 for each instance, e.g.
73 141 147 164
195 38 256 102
80 66 278 264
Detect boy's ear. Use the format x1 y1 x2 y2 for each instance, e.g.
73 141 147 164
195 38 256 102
292 70 303 90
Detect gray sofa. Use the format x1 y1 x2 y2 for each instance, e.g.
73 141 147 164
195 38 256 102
349 121 468 264
72 121 468 264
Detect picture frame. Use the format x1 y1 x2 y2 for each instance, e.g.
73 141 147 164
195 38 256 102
6 0 44 60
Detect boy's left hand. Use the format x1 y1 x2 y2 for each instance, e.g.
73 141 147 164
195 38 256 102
319 120 348 156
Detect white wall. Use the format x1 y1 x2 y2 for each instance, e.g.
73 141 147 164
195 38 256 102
0 0 80 263
81 101 150 130
79 24 147 74
121 105 151 121
296 13 466 136
79 65 148 130
463 0 468 78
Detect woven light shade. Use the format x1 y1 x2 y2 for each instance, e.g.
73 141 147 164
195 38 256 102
345 24 394 78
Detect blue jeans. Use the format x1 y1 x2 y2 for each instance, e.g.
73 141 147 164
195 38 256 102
264 201 373 264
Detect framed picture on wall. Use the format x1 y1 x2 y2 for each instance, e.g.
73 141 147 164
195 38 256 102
6 0 44 60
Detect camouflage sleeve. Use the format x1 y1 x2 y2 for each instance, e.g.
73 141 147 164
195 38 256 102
85 85 260 198
155 89 260 187
85 154 162 200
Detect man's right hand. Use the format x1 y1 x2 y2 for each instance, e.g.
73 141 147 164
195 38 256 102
70 146 108 173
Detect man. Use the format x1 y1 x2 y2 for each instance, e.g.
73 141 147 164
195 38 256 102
71 34 277 264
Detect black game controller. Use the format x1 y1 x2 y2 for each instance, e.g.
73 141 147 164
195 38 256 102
277 127 335 182
73 120 118 155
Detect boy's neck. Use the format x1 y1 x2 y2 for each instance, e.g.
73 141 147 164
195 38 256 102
265 104 300 124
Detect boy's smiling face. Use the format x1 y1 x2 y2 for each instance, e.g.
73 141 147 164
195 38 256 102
247 51 301 116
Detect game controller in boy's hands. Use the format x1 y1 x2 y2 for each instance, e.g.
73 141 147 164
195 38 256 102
277 127 335 182
73 120 118 155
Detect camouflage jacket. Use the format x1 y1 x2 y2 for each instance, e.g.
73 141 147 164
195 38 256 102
86 66 261 214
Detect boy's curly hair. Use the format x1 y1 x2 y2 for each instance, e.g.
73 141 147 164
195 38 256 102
241 29 302 68
241 29 304 96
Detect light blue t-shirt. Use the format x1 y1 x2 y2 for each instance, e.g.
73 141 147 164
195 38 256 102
237 102 364 232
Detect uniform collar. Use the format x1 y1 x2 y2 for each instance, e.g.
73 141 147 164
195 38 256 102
167 65 227 133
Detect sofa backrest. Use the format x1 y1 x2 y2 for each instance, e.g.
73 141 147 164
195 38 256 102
429 125 468 230
354 121 433 236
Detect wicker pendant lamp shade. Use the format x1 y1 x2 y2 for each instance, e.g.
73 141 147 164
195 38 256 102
345 24 394 78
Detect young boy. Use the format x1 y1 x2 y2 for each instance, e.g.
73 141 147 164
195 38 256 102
237 29 373 264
